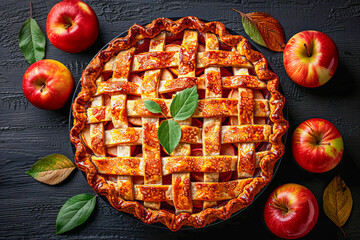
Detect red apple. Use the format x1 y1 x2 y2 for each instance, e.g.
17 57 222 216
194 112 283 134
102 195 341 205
292 118 343 173
23 59 74 110
283 30 338 88
46 0 99 53
264 183 319 239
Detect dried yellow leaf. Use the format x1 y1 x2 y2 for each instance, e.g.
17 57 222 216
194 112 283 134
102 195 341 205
26 154 75 185
323 175 352 236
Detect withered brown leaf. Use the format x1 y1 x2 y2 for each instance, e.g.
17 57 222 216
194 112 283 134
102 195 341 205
323 175 353 237
234 9 285 52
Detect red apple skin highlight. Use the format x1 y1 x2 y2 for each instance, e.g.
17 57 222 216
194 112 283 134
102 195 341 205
22 59 74 110
46 0 99 53
283 30 338 88
264 183 319 239
292 118 343 173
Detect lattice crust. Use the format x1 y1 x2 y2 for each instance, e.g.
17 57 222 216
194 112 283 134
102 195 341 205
70 17 288 231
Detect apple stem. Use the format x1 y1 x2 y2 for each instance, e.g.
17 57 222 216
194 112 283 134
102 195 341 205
65 24 72 30
304 43 312 57
318 142 330 145
40 84 45 93
269 203 288 213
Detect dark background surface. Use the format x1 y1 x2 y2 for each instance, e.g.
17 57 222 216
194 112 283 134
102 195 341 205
1 0 359 239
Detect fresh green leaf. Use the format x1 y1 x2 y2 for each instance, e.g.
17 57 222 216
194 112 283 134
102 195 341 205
143 99 163 114
158 120 182 155
19 18 46 64
56 194 96 234
26 154 75 185
170 85 199 121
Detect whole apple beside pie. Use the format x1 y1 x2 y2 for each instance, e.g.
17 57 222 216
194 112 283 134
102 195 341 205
46 0 99 53
283 30 338 88
70 16 288 231
292 118 343 173
264 183 319 239
23 59 74 110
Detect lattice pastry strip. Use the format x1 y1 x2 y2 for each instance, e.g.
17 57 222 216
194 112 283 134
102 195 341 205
131 179 253 203
130 48 252 72
171 31 198 158
89 124 270 147
140 32 166 210
89 76 106 157
101 29 261 74
202 33 222 209
92 73 266 97
91 154 271 176
171 30 198 214
111 47 136 200
233 47 256 178
87 98 269 123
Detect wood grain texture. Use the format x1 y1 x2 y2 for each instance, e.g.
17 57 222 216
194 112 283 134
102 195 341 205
0 0 359 239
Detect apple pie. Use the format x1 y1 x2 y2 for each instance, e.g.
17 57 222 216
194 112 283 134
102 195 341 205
70 16 288 231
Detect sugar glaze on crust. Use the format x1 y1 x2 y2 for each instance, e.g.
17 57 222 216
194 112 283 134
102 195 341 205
70 16 288 231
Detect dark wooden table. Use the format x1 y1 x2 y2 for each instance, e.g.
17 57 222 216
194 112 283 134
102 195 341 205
1 0 359 239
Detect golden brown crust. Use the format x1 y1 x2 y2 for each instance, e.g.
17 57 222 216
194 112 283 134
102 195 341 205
70 16 288 231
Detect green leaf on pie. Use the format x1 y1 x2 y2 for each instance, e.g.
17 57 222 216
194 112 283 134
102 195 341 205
18 18 46 64
170 85 199 121
143 99 163 114
158 119 182 155
56 194 96 234
26 154 75 185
